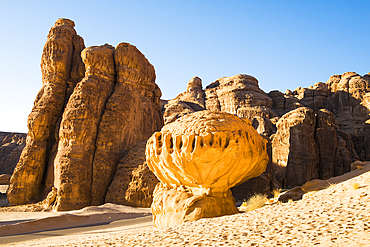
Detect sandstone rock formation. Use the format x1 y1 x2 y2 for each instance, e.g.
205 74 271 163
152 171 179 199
293 72 370 160
159 71 370 200
163 77 204 125
105 141 159 208
315 109 337 180
7 19 163 211
90 43 162 206
53 44 116 211
272 107 319 188
8 19 83 205
146 111 269 227
205 74 273 113
0 132 26 175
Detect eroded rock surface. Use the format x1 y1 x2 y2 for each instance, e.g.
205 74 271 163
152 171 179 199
53 44 116 211
8 19 82 205
272 107 319 188
163 77 204 125
90 43 162 206
105 141 159 207
0 132 26 175
147 111 269 227
7 18 162 211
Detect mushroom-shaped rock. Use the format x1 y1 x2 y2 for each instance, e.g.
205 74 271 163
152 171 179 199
146 110 269 227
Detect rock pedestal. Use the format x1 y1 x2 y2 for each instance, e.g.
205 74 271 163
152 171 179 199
146 111 269 227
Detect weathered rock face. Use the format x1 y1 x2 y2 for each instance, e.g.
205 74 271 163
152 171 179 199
334 130 359 176
294 72 370 160
90 43 162 206
205 74 273 113
53 44 116 211
8 19 83 205
0 132 26 175
272 107 319 188
105 141 159 207
315 109 338 180
147 111 269 227
7 19 163 211
162 77 204 125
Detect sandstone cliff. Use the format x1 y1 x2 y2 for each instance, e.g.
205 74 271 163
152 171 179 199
7 19 163 211
8 19 83 205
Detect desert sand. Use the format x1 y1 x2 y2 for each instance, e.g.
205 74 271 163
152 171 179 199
1 166 370 246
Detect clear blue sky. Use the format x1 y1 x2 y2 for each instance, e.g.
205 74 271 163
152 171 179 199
0 0 369 133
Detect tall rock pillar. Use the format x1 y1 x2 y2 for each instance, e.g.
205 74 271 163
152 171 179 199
8 19 79 205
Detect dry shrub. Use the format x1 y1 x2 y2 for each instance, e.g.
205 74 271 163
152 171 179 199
272 188 281 198
241 194 267 212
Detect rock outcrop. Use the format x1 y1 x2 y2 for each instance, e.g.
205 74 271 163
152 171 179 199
272 107 319 188
293 72 370 160
8 19 83 205
0 132 26 175
205 74 273 113
53 44 116 211
90 43 162 206
105 141 159 208
7 19 163 211
147 111 269 227
163 77 204 125
315 109 338 180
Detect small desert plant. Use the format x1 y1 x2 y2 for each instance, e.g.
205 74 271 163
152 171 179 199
352 182 360 190
326 182 337 190
241 194 268 212
272 188 282 198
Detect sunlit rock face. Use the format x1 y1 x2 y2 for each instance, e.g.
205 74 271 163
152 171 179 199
53 44 116 211
146 110 269 227
8 19 83 205
90 43 163 206
8 19 163 211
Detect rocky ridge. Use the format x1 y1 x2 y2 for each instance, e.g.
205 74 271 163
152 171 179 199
163 72 368 197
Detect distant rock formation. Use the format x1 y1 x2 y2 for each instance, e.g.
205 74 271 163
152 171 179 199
147 111 268 227
162 72 366 198
8 19 163 211
0 132 26 175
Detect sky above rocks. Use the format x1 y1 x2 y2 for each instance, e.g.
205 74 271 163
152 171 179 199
0 0 369 133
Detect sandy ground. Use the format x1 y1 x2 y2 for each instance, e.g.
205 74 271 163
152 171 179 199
1 166 370 246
